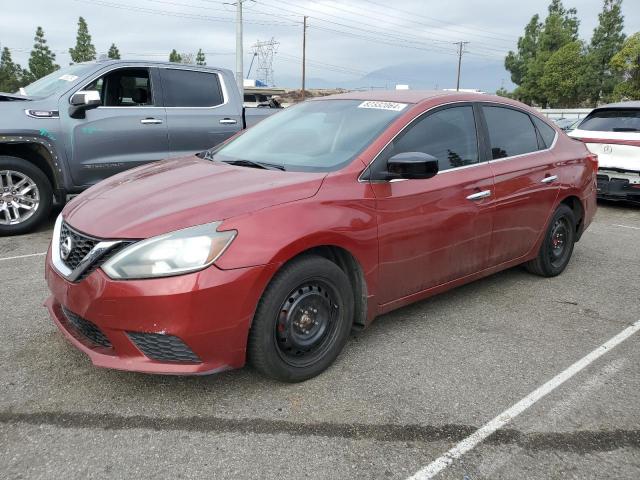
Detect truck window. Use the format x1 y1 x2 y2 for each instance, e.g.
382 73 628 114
161 69 224 108
83 68 154 107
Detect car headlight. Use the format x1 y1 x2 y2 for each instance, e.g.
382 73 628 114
102 222 236 280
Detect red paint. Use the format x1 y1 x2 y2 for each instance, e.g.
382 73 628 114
46 91 597 374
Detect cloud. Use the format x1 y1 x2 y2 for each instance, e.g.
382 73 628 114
3 0 639 91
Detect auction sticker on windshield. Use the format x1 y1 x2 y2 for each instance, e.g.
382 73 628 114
59 74 79 82
358 101 408 111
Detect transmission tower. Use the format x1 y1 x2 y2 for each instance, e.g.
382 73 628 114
250 38 279 86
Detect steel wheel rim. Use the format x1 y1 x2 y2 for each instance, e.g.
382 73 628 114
274 279 341 368
549 217 570 268
0 170 40 226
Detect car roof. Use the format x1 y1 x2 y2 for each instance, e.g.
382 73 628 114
82 59 233 75
314 89 529 108
592 101 640 110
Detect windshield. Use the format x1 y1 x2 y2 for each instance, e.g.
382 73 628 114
22 64 95 98
578 108 640 133
212 99 409 172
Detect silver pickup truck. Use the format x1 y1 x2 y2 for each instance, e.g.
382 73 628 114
0 59 279 235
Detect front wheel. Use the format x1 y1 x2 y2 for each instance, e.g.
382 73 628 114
0 156 53 236
248 255 354 382
525 204 576 277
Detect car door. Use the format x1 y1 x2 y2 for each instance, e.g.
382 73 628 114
479 104 560 265
66 66 169 187
367 104 495 304
159 67 242 157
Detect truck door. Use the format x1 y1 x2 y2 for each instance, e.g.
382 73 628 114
159 67 242 157
66 66 169 187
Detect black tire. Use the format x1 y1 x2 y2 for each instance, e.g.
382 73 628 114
525 204 576 277
0 156 53 236
248 255 354 382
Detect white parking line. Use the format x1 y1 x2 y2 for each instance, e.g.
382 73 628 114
0 252 46 262
407 319 640 480
612 224 640 231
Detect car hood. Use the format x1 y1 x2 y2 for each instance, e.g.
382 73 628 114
64 156 326 239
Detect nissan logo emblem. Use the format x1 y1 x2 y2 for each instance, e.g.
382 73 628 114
60 236 73 261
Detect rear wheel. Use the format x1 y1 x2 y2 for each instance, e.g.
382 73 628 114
525 204 576 277
0 156 53 236
248 255 354 382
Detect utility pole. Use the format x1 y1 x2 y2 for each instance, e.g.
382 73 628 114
302 16 308 100
235 0 244 97
455 41 469 91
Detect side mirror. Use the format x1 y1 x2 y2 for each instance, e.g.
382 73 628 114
387 152 439 180
69 90 101 118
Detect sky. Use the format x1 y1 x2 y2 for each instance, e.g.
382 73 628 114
2 0 640 91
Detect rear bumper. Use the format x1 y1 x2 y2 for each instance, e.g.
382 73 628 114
45 249 277 375
596 169 640 204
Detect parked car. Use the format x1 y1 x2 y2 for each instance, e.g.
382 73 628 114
0 60 278 235
554 117 581 132
45 91 598 382
569 101 640 204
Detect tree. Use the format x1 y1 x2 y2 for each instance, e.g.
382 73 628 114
504 0 581 106
107 43 120 60
541 41 589 107
610 32 640 100
495 87 512 98
169 49 182 63
28 26 59 80
505 14 542 104
0 47 26 92
196 48 206 66
585 0 626 104
69 17 97 63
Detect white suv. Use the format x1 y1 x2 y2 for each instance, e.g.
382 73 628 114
569 101 640 204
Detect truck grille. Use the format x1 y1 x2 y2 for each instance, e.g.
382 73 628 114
61 307 112 348
127 332 201 363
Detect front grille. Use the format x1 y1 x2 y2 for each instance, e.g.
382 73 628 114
127 332 201 363
59 222 133 281
61 307 112 348
60 222 99 271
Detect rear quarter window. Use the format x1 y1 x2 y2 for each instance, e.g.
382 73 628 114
578 109 640 132
532 116 557 148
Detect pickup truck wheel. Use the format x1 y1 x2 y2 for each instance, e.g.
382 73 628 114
248 255 354 382
0 156 53 236
525 204 576 277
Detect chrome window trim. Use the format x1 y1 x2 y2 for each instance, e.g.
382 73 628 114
358 99 559 183
68 64 228 110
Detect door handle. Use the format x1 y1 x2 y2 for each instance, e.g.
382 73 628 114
219 118 238 125
140 118 163 125
541 175 558 184
466 190 491 201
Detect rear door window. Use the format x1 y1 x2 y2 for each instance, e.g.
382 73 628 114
160 69 224 107
578 109 640 132
482 106 539 159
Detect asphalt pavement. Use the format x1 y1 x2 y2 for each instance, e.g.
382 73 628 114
1 202 639 479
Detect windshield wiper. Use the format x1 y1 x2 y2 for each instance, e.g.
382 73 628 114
220 159 286 171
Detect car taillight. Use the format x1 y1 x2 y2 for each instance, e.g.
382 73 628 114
586 153 598 171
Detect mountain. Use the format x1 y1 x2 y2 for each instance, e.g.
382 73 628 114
276 60 514 93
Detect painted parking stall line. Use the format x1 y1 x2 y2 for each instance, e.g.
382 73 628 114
0 252 47 262
407 319 640 480
612 224 640 231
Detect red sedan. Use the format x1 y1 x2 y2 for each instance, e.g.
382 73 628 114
45 91 598 382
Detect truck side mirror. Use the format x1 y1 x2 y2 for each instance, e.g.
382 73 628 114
69 90 101 119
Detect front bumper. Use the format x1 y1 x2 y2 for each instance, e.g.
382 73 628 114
596 169 640 204
45 249 277 374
